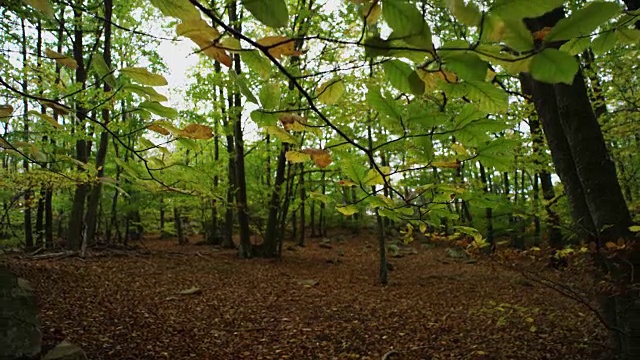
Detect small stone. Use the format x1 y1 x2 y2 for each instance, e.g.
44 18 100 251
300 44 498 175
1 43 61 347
43 340 87 360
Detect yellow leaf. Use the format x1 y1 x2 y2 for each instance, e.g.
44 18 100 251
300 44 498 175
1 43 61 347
179 124 213 140
44 49 78 70
629 225 640 233
176 19 220 43
338 179 357 187
416 69 457 91
149 0 201 22
452 143 467 155
336 204 359 216
419 224 427 234
219 37 242 52
316 78 345 105
266 126 297 144
302 148 332 168
362 2 381 25
257 36 302 59
0 104 14 118
120 67 168 86
22 0 54 18
285 151 311 163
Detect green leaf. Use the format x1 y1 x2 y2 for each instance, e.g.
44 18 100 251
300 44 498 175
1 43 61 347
138 101 179 119
492 0 564 20
114 158 139 178
259 82 281 110
362 168 390 186
265 126 297 144
591 30 617 54
545 2 621 42
502 18 534 52
441 52 488 81
250 110 278 127
137 137 156 151
28 110 61 128
559 37 592 56
382 0 433 50
121 67 168 86
149 0 201 21
448 0 482 27
316 78 345 105
285 151 311 163
91 55 117 89
124 84 168 102
530 48 578 85
629 225 640 233
364 36 392 58
616 28 640 44
443 81 509 114
229 72 258 104
241 50 272 80
382 60 413 94
243 0 288 28
366 86 401 120
336 204 359 216
176 138 200 152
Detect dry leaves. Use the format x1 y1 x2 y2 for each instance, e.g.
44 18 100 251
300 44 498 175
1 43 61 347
12 234 606 360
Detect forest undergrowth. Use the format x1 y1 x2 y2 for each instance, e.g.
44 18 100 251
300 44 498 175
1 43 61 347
10 231 607 360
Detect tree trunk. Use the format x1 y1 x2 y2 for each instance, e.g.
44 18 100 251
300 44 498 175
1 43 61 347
19 18 33 248
524 7 637 358
84 0 113 246
67 1 88 251
478 163 494 247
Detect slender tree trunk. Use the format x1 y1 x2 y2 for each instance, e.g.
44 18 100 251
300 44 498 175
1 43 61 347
298 165 306 246
479 163 494 247
85 0 113 246
19 18 33 248
67 1 89 251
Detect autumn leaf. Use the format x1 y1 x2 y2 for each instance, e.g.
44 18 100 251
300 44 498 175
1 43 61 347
257 36 302 59
40 100 71 116
533 27 552 41
147 123 171 136
279 113 307 131
45 49 78 70
285 151 311 163
336 204 359 216
432 160 461 169
303 148 332 168
179 124 214 140
0 105 14 118
120 67 168 86
362 2 382 25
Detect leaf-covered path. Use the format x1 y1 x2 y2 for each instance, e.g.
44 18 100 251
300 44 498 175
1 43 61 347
12 233 606 359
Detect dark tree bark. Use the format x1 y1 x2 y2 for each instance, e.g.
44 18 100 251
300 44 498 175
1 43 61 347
524 7 637 358
478 163 494 247
85 0 113 246
298 164 306 246
67 1 89 251
19 18 33 248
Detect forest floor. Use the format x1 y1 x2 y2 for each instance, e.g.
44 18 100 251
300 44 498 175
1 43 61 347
10 229 608 360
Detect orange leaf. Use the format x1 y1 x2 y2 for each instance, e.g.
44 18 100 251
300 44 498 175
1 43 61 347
533 27 553 41
180 124 213 140
303 148 332 168
604 241 618 250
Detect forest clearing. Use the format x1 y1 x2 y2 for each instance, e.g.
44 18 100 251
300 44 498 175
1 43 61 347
10 232 605 360
1 0 640 359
